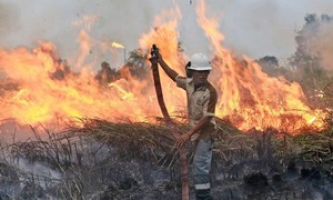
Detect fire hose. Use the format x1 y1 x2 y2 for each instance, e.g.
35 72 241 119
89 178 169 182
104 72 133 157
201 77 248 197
150 45 189 200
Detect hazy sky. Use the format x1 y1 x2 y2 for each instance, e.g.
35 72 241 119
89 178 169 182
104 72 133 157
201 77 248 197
1 0 333 67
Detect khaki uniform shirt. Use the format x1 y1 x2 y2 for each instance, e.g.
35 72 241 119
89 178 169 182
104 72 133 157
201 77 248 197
175 76 218 140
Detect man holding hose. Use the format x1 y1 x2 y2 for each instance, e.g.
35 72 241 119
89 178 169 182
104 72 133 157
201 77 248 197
150 49 217 200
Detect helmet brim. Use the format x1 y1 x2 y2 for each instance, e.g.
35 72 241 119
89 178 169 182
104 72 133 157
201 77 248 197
188 66 212 71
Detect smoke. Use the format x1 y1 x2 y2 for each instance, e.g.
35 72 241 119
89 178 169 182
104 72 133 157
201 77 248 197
0 0 333 66
317 27 333 72
217 0 333 59
308 16 333 72
289 14 333 73
0 0 159 69
0 2 19 43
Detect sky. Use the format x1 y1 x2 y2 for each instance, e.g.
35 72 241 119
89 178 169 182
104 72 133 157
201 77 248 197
1 0 333 69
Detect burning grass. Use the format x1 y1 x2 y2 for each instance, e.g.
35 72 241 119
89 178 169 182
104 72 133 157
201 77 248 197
6 117 333 170
0 118 333 199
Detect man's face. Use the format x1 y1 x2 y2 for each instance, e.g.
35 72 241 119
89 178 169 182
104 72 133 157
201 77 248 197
192 70 210 87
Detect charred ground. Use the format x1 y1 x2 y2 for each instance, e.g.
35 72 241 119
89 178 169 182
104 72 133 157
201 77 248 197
0 118 333 200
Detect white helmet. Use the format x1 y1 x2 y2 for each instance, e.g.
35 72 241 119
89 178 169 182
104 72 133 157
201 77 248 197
187 53 212 71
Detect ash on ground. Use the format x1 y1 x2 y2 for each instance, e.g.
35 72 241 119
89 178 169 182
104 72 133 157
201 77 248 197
0 121 333 200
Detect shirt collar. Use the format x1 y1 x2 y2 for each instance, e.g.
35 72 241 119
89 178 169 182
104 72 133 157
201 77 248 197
189 79 208 91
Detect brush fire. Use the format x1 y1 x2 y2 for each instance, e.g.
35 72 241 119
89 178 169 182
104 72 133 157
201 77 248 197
1 1 333 200
0 1 329 136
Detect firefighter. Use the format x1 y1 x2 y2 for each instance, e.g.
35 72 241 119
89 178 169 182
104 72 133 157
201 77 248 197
151 51 217 200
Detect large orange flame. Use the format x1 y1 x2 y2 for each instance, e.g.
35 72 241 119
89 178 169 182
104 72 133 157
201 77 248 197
0 2 328 135
0 41 159 128
195 0 327 134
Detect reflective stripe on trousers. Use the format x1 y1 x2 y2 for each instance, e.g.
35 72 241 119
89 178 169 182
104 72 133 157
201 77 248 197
193 139 213 199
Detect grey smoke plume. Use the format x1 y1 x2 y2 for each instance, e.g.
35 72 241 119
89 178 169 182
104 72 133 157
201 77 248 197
305 15 333 72
0 0 333 66
0 2 19 40
290 14 333 72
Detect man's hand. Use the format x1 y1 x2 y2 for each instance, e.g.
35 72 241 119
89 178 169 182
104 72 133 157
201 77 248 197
149 52 162 65
156 52 163 62
149 58 158 66
177 131 192 148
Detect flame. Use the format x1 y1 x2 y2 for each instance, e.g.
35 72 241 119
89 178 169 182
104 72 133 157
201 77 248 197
111 42 125 49
0 41 158 127
194 0 327 134
0 2 329 135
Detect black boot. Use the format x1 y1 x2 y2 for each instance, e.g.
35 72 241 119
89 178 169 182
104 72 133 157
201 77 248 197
196 189 213 200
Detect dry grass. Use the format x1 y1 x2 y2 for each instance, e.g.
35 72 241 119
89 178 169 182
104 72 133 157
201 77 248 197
0 117 333 199
69 118 333 166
